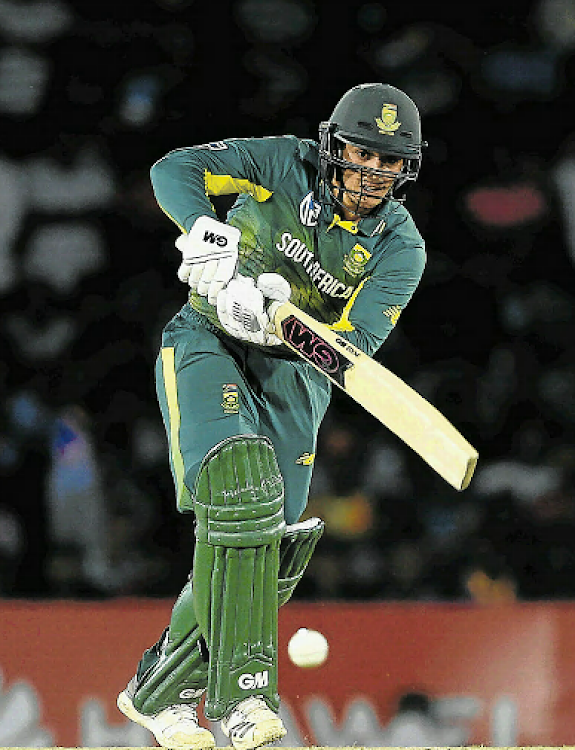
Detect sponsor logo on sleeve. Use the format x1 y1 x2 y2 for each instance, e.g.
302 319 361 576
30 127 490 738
383 305 403 326
296 452 316 466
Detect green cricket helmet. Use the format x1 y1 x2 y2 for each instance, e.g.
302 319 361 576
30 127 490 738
319 83 426 211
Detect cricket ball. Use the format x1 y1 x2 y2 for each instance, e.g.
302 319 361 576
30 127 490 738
287 627 329 668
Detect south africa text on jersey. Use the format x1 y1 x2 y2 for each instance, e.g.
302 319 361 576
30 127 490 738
275 232 355 299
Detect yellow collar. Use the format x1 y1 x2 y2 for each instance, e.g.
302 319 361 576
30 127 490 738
327 213 359 234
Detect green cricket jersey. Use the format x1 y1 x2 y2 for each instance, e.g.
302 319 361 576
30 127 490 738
150 135 426 357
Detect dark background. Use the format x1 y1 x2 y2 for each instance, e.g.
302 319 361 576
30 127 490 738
1 0 574 603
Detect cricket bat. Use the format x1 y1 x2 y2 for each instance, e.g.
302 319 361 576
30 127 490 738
271 301 478 491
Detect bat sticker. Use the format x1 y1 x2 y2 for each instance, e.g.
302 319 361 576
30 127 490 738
280 315 353 387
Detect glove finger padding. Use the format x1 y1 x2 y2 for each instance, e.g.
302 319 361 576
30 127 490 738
208 260 241 305
217 276 280 346
177 261 192 283
257 273 291 345
257 273 291 303
194 259 218 296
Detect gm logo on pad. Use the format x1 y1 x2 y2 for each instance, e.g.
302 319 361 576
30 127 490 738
238 671 269 689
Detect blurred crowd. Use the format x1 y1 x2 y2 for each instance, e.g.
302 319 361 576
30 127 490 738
1 0 574 602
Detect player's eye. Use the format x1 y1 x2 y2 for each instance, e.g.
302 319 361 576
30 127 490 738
380 155 401 166
356 149 371 159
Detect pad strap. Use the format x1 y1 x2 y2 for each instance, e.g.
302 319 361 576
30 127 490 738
278 517 324 605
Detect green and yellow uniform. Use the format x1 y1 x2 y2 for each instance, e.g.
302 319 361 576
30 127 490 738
152 135 426 524
119 83 429 744
125 132 425 725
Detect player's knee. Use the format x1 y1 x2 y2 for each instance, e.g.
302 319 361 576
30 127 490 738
194 434 286 546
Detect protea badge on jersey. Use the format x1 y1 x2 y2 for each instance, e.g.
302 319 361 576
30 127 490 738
318 82 427 210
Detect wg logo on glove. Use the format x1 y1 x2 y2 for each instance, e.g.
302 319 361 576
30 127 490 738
221 384 240 414
299 191 321 227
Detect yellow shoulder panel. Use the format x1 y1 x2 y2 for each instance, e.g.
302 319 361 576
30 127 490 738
205 171 273 202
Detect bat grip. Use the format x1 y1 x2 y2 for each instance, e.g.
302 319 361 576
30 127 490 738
266 300 284 335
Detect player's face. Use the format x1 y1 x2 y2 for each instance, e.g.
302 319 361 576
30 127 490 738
338 144 404 218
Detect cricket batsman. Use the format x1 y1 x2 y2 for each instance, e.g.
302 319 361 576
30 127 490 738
117 83 427 750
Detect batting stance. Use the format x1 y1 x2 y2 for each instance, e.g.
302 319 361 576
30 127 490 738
117 83 427 750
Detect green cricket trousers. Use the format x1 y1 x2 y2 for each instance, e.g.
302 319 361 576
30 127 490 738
155 304 332 524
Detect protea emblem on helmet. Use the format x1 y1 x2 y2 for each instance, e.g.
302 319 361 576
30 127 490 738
375 104 401 135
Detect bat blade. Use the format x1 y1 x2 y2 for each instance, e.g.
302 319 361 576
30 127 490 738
272 301 478 491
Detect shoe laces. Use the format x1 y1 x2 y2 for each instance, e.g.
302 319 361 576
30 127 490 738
231 697 271 724
165 704 200 724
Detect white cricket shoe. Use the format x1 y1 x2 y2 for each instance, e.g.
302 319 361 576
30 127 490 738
117 682 215 750
221 696 287 750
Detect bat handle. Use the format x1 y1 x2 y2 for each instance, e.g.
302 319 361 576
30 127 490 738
267 300 290 335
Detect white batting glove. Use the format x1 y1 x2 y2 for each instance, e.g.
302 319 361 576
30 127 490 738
175 216 240 305
217 273 291 346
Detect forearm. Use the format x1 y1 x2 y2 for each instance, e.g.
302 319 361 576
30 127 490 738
335 322 391 357
151 149 217 233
